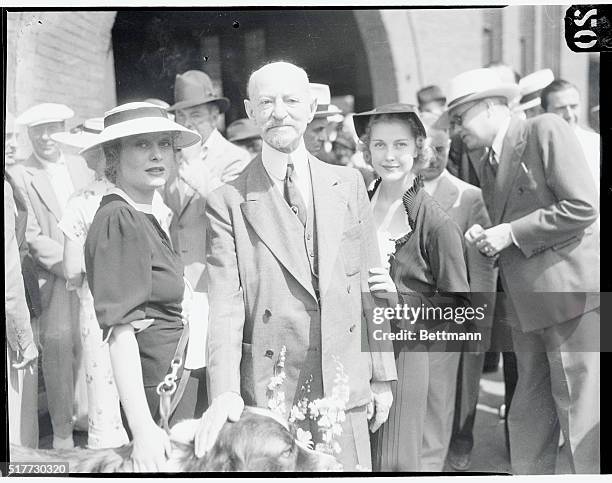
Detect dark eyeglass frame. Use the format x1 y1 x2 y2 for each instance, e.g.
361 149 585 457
450 100 486 127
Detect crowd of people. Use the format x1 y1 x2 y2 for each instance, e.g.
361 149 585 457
5 58 600 474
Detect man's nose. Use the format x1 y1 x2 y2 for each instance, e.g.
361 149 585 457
272 100 288 120
40 130 51 141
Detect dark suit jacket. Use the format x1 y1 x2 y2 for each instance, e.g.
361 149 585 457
479 114 599 331
205 154 397 410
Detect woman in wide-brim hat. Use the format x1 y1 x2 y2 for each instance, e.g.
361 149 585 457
54 114 178 450
353 103 470 472
82 102 201 471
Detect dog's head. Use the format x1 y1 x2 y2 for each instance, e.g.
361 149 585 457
173 408 342 472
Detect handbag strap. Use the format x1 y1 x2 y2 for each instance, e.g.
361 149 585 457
157 322 191 433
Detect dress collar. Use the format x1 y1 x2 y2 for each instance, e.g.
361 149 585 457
262 138 309 181
108 186 153 214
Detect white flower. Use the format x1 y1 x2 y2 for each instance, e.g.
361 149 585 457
290 405 306 422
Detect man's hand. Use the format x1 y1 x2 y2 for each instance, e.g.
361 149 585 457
366 381 393 433
368 267 398 307
176 149 210 199
465 223 513 257
12 342 38 375
194 392 244 457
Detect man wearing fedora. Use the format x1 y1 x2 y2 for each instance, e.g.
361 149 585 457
9 103 93 449
417 85 447 116
438 68 600 474
226 118 262 159
164 70 252 410
194 61 397 470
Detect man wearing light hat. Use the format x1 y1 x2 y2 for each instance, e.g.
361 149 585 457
9 103 93 448
515 69 554 119
164 71 251 408
439 68 600 474
304 83 337 162
226 118 262 159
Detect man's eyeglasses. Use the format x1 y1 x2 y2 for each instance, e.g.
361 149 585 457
450 100 485 127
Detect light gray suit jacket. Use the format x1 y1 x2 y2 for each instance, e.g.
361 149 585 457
479 115 599 331
165 130 251 291
205 154 397 410
8 154 92 312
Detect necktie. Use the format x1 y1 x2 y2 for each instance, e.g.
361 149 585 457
284 162 307 225
488 148 498 177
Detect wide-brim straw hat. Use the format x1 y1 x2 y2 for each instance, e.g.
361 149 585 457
168 70 230 113
79 102 201 155
51 117 104 149
435 68 521 129
352 103 426 140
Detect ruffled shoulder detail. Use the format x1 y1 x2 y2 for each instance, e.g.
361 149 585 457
401 174 425 230
367 177 383 200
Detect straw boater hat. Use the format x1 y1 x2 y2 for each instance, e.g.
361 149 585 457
435 68 521 129
310 83 341 118
79 102 201 156
51 117 104 149
352 103 426 140
167 70 230 113
226 118 261 143
516 69 554 112
16 103 74 128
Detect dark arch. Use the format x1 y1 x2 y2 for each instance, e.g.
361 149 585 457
112 9 377 122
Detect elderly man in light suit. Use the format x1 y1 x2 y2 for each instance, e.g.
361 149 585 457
194 61 397 470
438 69 599 474
414 112 498 471
9 103 93 449
164 71 252 405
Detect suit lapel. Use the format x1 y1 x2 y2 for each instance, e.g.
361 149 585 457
310 155 349 296
492 118 528 224
65 153 93 191
27 160 62 221
431 174 459 212
240 156 317 301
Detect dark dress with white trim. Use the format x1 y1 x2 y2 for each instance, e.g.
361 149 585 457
85 194 198 426
368 176 470 471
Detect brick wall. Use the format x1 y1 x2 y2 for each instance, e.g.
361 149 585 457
6 10 117 157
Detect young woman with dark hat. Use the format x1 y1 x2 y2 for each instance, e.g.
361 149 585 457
353 104 470 471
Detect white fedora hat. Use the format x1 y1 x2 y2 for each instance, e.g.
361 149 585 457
516 69 554 112
436 68 521 128
51 117 104 149
80 102 201 156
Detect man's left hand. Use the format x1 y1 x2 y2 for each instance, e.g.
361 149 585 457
367 381 393 433
472 223 514 257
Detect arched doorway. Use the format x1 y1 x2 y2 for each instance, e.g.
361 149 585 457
112 9 376 123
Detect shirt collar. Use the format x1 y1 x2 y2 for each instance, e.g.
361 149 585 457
422 169 447 196
203 128 222 151
108 186 153 214
491 116 511 160
36 152 66 169
262 138 309 181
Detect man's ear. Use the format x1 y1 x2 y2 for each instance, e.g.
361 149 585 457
244 99 254 120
